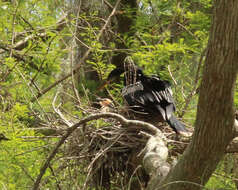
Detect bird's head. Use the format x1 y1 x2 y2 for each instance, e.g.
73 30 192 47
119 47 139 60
98 57 143 90
97 98 115 112
97 98 114 108
135 67 144 78
98 67 125 90
107 67 125 81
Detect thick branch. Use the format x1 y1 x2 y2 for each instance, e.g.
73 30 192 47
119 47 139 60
172 121 238 154
233 119 238 137
143 135 170 184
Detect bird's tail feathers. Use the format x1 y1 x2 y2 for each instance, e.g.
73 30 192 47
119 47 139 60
167 114 190 136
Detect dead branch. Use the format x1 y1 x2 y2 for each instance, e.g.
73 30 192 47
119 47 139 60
52 91 73 127
168 65 177 85
143 135 170 181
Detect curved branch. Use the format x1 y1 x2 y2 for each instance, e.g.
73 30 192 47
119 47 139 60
32 112 164 190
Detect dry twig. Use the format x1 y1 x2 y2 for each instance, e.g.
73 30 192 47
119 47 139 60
31 0 121 102
32 111 164 190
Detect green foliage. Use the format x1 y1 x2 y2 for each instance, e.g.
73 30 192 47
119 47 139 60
206 157 236 190
0 101 49 189
206 176 235 190
0 0 236 189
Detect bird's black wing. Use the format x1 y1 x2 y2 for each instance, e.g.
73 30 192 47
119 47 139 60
148 76 175 120
121 77 175 120
122 81 147 113
122 75 189 135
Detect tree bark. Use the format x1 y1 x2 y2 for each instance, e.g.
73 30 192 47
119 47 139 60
111 0 137 67
147 1 238 189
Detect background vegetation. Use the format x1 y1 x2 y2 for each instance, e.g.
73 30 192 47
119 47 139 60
0 0 237 189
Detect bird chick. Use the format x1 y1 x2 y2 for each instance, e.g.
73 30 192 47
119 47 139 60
98 98 115 112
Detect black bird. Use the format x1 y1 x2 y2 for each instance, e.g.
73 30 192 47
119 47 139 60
104 61 189 136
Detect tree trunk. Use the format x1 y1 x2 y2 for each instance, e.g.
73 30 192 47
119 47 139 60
111 0 137 67
147 1 238 189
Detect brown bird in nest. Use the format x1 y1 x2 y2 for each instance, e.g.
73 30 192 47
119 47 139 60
97 98 115 112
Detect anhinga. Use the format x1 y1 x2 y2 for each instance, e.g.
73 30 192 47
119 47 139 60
102 59 188 136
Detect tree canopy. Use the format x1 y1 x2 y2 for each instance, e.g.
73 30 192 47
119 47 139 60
0 0 237 189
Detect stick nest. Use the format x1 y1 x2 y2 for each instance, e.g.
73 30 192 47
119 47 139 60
63 110 179 190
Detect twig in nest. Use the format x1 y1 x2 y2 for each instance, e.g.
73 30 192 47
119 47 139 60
82 133 124 190
32 112 165 190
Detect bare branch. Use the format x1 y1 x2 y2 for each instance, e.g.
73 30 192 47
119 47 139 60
31 0 121 102
143 135 170 181
168 65 177 85
52 91 73 127
177 22 199 41
32 111 164 190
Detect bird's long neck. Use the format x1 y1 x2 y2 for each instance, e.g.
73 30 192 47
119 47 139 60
124 72 136 85
108 67 125 81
